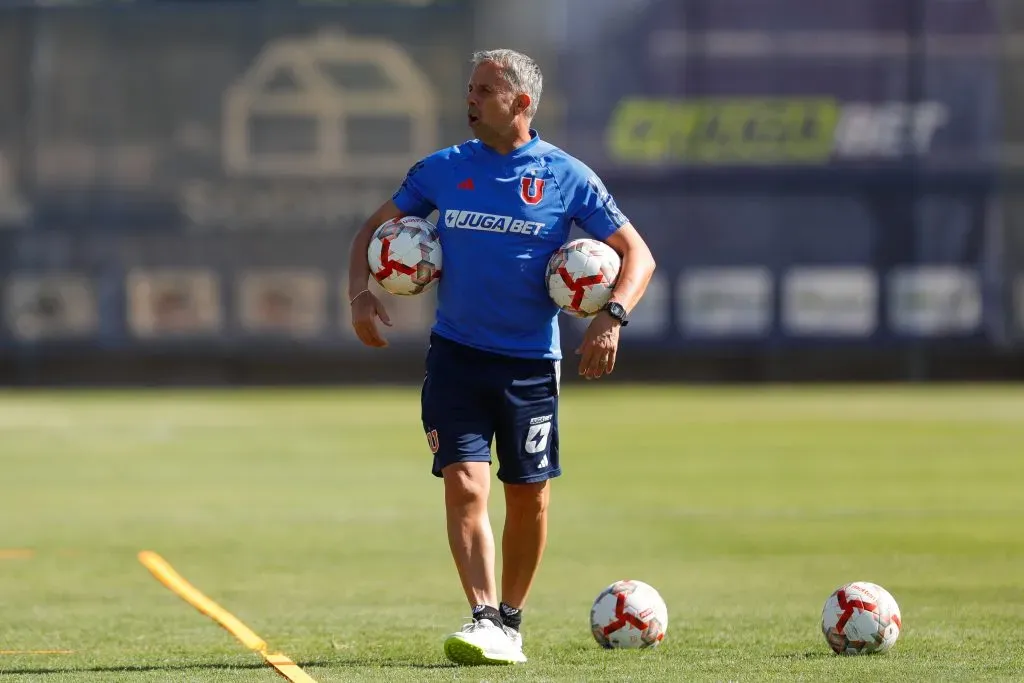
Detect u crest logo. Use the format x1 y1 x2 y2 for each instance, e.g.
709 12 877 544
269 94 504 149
426 429 439 454
520 176 545 205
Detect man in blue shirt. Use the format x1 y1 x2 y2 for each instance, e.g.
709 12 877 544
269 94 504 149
347 49 656 665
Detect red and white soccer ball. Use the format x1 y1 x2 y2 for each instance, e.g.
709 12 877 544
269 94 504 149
821 581 902 655
590 579 668 649
546 238 621 317
367 216 442 296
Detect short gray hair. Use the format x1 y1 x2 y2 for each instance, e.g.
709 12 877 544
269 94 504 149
471 49 543 120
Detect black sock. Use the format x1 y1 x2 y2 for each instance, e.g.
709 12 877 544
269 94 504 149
499 602 522 632
471 604 503 628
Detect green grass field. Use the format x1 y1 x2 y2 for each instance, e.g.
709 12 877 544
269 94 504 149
1 385 1022 682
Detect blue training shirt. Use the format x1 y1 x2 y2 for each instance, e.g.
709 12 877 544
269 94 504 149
390 129 629 360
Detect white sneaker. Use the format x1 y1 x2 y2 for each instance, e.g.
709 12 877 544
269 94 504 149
443 619 527 665
504 625 523 651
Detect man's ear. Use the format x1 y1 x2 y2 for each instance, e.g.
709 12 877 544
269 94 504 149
516 93 532 115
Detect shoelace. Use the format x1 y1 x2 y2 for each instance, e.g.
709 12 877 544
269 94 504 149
459 618 497 633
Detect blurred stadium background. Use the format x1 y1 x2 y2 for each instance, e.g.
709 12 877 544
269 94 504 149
1 0 1023 386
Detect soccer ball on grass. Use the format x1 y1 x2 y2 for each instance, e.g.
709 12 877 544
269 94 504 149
367 216 442 296
821 581 902 655
546 238 620 317
590 579 668 649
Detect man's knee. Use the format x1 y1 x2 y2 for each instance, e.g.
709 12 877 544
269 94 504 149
442 461 491 509
504 480 550 515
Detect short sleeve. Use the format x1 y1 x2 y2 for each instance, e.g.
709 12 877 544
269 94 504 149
391 157 437 218
565 164 629 240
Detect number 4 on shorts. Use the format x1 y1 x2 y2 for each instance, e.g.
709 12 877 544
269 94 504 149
524 422 551 454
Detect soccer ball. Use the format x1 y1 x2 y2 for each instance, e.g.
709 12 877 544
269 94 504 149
821 581 902 655
590 579 668 649
367 216 442 296
546 238 620 317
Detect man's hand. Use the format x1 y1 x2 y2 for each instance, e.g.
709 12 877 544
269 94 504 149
350 290 393 348
576 311 620 380
571 223 654 380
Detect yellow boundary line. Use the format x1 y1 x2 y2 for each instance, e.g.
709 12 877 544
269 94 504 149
138 550 317 683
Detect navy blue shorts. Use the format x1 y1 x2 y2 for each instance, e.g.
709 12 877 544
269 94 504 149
421 333 561 484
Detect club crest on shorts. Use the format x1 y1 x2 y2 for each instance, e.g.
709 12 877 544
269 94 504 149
426 429 439 454
519 176 545 205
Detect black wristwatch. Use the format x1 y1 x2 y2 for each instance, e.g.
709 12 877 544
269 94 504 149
602 301 629 327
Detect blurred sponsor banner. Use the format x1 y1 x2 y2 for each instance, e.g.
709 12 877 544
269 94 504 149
677 268 772 337
563 0 1000 171
0 228 439 350
782 267 878 337
127 269 222 339
3 274 98 342
556 0 1007 348
604 98 951 168
887 266 983 336
237 269 328 339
